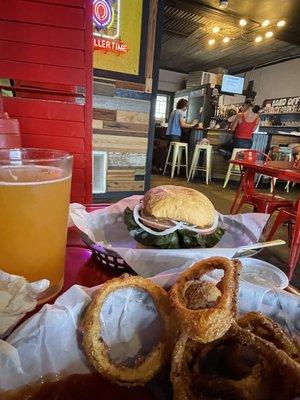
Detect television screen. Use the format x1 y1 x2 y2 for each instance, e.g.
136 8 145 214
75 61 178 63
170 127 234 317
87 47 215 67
221 74 244 94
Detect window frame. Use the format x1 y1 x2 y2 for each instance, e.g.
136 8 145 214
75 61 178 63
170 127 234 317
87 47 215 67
155 90 174 122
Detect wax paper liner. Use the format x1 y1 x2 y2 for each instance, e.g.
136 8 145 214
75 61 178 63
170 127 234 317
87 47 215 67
0 266 299 393
69 196 270 276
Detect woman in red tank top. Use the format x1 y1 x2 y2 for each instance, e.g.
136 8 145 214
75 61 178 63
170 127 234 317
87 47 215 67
231 105 260 149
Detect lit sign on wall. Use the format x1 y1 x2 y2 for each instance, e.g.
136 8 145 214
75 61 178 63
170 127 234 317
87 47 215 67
93 0 143 76
93 0 128 54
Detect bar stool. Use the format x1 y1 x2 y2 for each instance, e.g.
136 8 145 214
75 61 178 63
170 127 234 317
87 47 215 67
223 148 248 188
188 144 212 184
163 141 189 178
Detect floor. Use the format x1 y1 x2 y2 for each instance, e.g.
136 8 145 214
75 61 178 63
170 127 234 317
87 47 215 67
151 174 300 289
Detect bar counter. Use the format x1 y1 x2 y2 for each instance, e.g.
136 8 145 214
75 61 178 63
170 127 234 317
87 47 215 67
154 125 298 180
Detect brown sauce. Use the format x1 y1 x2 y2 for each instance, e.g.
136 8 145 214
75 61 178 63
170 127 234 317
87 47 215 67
1 373 156 400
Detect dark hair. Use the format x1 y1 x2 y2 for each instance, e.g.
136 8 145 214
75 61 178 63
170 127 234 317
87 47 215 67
176 98 188 110
252 105 261 114
244 99 254 107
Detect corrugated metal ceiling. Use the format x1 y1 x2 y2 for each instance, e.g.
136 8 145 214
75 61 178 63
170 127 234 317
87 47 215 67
160 0 300 73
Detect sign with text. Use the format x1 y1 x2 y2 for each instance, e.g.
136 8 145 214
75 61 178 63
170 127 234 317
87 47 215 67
263 96 300 113
93 0 143 76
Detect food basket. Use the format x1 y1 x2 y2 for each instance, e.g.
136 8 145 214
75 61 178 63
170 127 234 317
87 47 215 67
81 233 135 274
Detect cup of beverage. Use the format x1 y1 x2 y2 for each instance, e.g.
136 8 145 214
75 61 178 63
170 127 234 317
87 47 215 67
0 148 73 302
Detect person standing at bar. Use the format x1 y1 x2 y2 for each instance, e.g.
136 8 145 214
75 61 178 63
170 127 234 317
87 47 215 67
231 104 260 149
166 98 198 142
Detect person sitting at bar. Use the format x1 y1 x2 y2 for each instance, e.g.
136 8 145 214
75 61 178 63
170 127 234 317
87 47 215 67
231 103 261 149
166 98 198 142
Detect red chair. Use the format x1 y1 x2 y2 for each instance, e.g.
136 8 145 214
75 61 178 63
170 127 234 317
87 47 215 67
267 201 299 281
230 150 293 214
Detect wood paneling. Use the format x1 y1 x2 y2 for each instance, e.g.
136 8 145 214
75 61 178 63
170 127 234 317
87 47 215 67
18 117 84 137
0 40 84 68
1 60 84 86
0 0 84 29
22 134 85 153
93 95 151 113
117 110 150 124
102 120 148 132
115 81 145 91
94 129 147 138
107 180 145 192
114 88 152 101
93 108 116 121
145 0 158 82
3 97 84 121
93 134 148 153
93 82 115 96
92 119 104 129
108 152 147 168
1 0 93 203
107 169 136 181
0 20 84 49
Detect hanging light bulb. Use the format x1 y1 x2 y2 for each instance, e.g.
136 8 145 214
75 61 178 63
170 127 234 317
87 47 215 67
208 39 216 45
212 26 220 33
255 35 263 43
239 19 247 27
277 20 286 27
223 36 230 43
261 19 270 27
218 0 228 9
265 31 273 38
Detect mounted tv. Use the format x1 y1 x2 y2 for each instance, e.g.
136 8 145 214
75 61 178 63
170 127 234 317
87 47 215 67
221 74 244 95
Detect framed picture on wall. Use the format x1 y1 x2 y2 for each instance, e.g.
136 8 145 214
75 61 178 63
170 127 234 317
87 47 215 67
93 0 148 83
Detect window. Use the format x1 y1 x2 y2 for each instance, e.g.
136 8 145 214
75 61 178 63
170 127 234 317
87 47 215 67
155 94 169 121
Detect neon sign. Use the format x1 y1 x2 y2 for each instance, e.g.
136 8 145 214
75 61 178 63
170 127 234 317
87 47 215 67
93 0 127 56
93 0 114 32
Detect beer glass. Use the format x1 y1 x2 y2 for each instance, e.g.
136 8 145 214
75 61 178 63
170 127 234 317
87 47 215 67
0 148 73 302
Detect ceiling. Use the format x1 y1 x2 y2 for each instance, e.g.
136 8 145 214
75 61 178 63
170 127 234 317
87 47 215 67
160 0 300 73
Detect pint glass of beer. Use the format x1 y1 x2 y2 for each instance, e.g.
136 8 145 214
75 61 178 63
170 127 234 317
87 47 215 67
0 148 73 302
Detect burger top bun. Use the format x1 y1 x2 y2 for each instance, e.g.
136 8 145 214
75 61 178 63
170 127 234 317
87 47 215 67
143 185 216 228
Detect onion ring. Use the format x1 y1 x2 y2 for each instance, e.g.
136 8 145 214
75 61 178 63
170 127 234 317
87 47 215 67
82 275 175 386
237 311 300 363
171 322 300 400
169 257 241 342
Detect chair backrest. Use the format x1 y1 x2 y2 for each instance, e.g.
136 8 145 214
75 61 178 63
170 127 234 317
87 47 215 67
236 149 271 163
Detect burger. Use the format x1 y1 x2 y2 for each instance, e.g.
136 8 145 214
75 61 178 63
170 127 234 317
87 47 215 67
124 185 224 249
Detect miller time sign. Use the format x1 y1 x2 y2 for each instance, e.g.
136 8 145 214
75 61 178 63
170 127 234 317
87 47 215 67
93 0 128 54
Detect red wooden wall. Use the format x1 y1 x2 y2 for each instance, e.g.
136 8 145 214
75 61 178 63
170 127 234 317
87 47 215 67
0 0 93 203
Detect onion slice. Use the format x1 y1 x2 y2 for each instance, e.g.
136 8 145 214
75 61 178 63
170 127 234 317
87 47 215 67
133 204 182 236
133 204 220 236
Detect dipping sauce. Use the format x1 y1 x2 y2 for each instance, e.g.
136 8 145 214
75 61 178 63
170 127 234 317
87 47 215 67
2 373 156 400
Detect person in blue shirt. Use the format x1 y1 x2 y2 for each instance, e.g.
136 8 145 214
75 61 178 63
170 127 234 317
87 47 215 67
166 98 198 141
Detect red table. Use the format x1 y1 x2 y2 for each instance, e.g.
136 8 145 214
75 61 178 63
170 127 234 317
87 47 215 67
230 160 300 184
230 160 300 281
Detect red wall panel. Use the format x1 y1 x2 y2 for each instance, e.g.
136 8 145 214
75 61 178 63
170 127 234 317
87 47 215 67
0 0 93 204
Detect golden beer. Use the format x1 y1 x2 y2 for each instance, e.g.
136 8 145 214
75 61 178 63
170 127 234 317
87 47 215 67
0 149 72 302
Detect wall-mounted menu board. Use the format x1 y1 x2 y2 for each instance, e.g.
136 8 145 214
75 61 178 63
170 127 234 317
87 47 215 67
93 0 146 80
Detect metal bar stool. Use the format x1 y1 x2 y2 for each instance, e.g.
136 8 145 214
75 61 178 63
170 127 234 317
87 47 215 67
188 144 212 185
223 147 249 188
163 141 189 178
